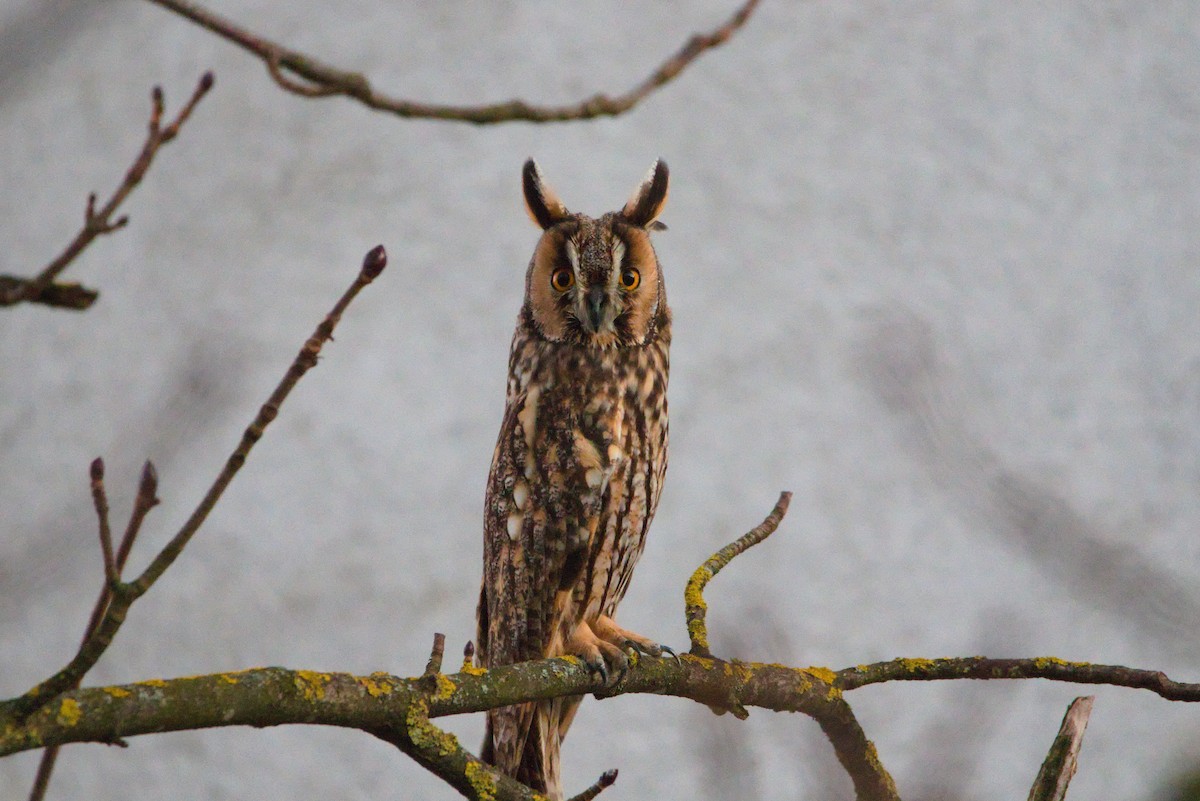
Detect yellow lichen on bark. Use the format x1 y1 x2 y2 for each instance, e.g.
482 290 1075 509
294 670 332 701
404 698 459 757
464 760 499 801
56 699 81 727
360 676 393 697
684 565 713 651
1032 656 1075 670
433 674 457 701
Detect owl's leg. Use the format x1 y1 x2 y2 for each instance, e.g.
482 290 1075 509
593 615 677 661
564 619 629 685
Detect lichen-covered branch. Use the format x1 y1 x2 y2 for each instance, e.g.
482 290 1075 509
368 703 552 801
0 657 836 755
685 491 791 656
144 0 759 124
0 655 896 798
812 694 900 801
6 651 1200 795
837 656 1200 701
9 246 387 721
0 73 213 310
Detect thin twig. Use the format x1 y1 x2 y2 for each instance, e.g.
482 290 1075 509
566 769 618 801
129 243 386 594
117 461 161 572
836 656 1200 701
685 491 791 657
1028 696 1094 801
144 0 759 124
0 73 214 310
9 245 387 720
90 458 116 587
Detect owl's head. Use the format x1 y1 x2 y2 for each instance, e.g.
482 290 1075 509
520 159 669 349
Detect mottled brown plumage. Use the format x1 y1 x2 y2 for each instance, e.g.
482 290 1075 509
477 160 672 799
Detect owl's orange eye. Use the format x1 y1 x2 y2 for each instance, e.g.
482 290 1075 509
619 268 640 291
551 268 574 292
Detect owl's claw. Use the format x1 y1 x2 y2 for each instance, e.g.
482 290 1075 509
620 638 678 663
584 654 609 685
566 621 627 687
593 615 677 666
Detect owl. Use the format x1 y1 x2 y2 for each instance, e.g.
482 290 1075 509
477 159 672 799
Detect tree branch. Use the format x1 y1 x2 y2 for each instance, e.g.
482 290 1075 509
0 73 214 310
0 657 846 756
7 650 1194 798
8 245 387 721
837 656 1200 701
144 0 759 124
685 491 791 657
1028 696 1094 801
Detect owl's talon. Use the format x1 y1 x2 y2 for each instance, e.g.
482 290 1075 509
588 658 609 685
660 644 680 664
621 637 667 659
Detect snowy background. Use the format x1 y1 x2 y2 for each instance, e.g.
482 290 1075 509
3 1 1199 798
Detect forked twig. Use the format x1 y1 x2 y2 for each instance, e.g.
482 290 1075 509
145 0 759 124
685 491 791 657
28 460 160 801
0 73 214 310
11 245 387 722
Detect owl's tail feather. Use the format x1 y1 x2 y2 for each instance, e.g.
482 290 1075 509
485 698 578 801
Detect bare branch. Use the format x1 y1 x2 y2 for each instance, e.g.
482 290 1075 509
144 0 759 124
0 73 214 310
128 243 386 595
1028 697 1094 801
837 656 1200 701
8 245 387 720
685 491 791 657
566 769 618 801
117 461 160 572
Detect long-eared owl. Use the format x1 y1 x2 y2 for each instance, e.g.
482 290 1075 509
477 159 672 799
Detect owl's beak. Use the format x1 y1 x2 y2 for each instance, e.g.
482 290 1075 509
584 286 608 333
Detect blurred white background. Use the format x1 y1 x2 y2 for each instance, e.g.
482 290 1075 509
2 1 1199 798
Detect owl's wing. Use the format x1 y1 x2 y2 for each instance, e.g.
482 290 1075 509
480 383 607 774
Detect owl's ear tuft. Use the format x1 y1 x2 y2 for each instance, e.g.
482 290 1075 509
523 159 569 229
621 159 669 228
